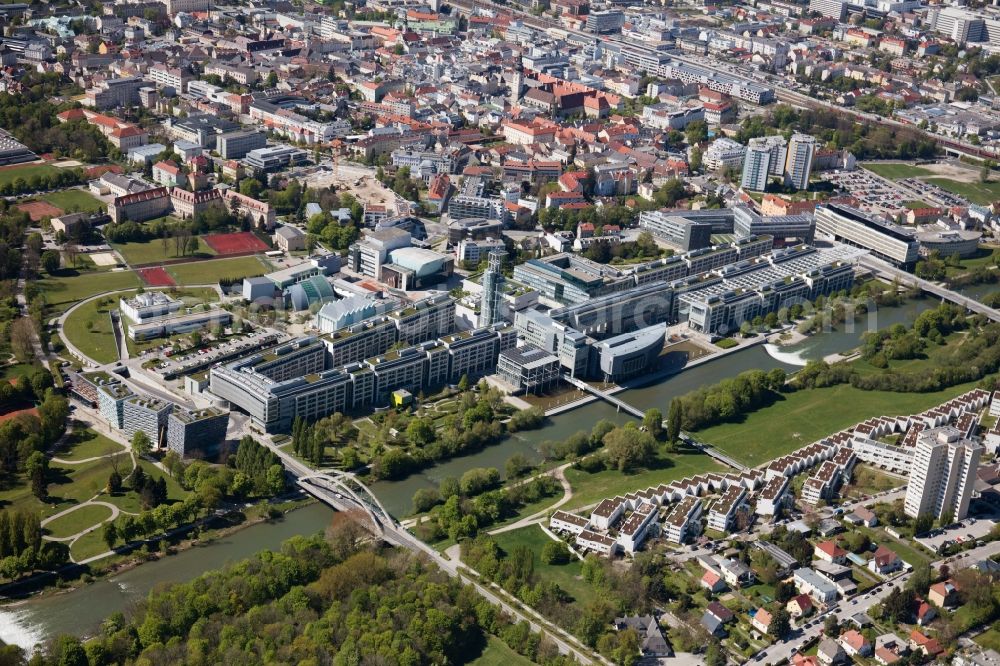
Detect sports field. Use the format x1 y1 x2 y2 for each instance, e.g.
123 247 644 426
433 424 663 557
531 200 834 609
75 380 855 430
41 189 105 213
0 163 60 187
16 200 62 221
203 231 269 255
137 266 176 287
113 237 215 265
168 256 270 284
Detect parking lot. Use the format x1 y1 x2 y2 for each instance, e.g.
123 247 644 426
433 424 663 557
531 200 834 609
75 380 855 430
821 170 909 214
899 177 970 208
914 516 998 552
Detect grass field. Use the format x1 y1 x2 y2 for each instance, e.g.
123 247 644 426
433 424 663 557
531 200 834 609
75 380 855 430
697 380 984 466
565 447 725 510
62 296 120 364
41 189 105 213
38 269 139 313
975 624 1000 652
43 503 113 539
490 524 598 608
0 163 60 187
55 428 123 462
904 200 932 209
862 163 933 180
468 637 535 666
168 256 270 285
104 460 189 515
0 456 116 518
113 237 216 266
924 177 1000 205
69 528 111 562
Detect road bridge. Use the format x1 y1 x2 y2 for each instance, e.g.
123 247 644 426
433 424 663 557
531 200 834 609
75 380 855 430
859 255 1000 323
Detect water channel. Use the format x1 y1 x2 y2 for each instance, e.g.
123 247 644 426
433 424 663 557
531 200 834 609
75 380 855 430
0 295 970 650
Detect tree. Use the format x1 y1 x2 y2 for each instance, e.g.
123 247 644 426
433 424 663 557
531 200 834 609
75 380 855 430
405 418 435 447
824 615 839 636
769 608 791 640
541 540 571 565
10 318 35 363
458 374 470 392
603 425 655 472
185 236 199 256
239 178 263 198
132 430 152 458
25 451 47 500
40 250 59 274
107 470 122 494
704 640 726 666
667 398 682 445
914 513 933 536
642 408 663 440
102 522 118 550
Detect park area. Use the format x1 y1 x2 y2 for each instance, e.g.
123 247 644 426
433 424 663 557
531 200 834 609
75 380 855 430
113 236 216 266
697 379 984 467
203 231 270 255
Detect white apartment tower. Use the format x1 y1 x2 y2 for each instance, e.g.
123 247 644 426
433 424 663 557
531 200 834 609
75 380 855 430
784 134 816 191
903 426 982 521
740 145 772 191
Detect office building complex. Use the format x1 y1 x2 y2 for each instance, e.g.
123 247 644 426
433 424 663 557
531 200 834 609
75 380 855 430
166 407 229 457
479 248 507 327
217 131 267 160
98 382 135 430
733 207 815 244
497 344 561 395
209 324 512 432
784 134 816 191
638 210 713 251
903 426 982 521
814 203 920 268
123 396 173 446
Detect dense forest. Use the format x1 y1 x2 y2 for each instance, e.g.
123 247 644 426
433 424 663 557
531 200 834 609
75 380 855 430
18 524 577 666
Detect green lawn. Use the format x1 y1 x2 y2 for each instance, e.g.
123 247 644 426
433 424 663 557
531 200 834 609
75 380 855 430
490 524 598 608
62 296 120 364
975 623 1000 652
168 256 270 285
0 457 117 518
0 163 60 187
468 637 536 666
904 200 932 209
55 428 123 462
43 503 113 539
69 527 111 562
1 362 42 380
40 189 105 213
565 447 725 511
842 465 903 500
854 526 932 568
113 237 216 266
697 380 984 467
102 461 189 514
924 177 1000 205
862 163 933 180
38 269 139 313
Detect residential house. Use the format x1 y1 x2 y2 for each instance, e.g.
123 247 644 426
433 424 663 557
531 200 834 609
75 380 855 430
817 637 846 665
751 608 772 635
701 570 726 593
868 545 903 576
815 541 847 564
846 506 878 527
908 630 943 658
706 601 735 626
787 594 814 619
840 630 872 658
928 579 959 608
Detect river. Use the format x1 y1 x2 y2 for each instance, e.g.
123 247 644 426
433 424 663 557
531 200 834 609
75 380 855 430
0 296 964 650
0 503 336 652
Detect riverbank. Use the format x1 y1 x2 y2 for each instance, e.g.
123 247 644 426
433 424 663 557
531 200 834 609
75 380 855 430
0 495 317 605
544 335 766 418
0 501 336 650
